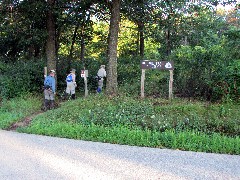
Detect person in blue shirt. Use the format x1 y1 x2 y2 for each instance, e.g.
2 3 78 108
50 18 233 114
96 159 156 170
43 70 56 111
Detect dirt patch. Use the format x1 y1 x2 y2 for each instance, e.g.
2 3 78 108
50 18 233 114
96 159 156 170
6 100 63 131
6 111 43 131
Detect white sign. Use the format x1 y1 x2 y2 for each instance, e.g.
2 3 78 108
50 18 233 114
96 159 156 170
141 61 174 70
81 70 88 78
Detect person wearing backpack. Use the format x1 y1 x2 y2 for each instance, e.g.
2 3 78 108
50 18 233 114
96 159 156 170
96 65 106 93
43 70 56 111
64 69 77 99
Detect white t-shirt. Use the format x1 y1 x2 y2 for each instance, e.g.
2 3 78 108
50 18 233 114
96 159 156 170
97 68 106 78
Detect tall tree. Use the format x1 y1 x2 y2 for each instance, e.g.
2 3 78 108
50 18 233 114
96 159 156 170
106 0 120 96
121 0 154 58
46 0 56 76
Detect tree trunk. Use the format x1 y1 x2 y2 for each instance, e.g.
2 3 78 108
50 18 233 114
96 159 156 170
166 0 172 56
138 22 144 58
106 0 120 96
80 27 85 64
46 0 56 78
166 29 171 56
68 24 80 71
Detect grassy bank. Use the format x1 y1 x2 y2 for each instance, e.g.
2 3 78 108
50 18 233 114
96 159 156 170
14 94 240 155
0 94 42 129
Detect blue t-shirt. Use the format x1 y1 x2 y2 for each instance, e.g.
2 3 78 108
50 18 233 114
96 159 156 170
44 75 56 93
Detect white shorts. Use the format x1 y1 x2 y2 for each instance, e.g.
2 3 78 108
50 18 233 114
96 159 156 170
66 82 76 94
98 79 104 89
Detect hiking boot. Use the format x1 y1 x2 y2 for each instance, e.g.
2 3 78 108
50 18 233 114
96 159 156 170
49 100 55 109
71 94 76 100
44 99 50 111
62 92 67 100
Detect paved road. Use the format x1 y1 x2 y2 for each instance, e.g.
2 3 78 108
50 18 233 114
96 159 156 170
0 130 239 180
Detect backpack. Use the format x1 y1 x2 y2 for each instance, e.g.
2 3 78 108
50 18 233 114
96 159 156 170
66 74 73 82
95 75 101 81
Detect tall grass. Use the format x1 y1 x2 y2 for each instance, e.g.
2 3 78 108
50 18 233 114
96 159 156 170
19 123 239 155
17 94 240 154
0 94 42 129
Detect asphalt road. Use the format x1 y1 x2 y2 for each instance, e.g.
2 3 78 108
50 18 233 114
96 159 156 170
0 130 239 180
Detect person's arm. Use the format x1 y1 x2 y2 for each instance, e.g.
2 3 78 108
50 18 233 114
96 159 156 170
44 76 48 85
51 78 56 93
73 74 77 86
72 74 76 82
104 70 106 77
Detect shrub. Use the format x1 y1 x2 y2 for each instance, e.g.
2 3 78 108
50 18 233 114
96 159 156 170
170 44 239 101
0 59 44 99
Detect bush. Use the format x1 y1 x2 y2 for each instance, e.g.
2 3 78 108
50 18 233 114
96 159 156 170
0 59 44 99
170 45 239 101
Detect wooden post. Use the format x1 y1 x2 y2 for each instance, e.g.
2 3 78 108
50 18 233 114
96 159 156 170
84 76 88 97
44 67 47 78
169 70 173 100
141 69 145 98
83 70 88 97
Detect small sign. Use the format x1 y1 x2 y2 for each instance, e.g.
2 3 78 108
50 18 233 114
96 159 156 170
81 70 85 77
81 70 88 78
141 61 174 70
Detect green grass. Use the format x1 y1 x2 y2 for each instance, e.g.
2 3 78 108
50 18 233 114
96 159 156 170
19 94 239 136
0 94 42 129
1 94 240 154
19 123 239 155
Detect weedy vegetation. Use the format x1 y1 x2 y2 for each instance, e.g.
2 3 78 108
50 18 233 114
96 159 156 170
3 94 238 155
0 94 42 129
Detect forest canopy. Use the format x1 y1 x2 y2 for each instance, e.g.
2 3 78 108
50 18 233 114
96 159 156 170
0 0 239 101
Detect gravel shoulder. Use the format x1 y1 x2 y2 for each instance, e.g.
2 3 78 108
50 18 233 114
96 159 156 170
0 130 239 180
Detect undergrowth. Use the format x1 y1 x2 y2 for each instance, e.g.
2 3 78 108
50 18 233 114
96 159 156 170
15 94 240 155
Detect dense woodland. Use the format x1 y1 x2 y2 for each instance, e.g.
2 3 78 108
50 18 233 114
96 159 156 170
0 0 239 101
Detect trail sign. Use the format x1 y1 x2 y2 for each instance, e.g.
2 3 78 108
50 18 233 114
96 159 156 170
81 70 89 97
81 70 88 77
140 60 174 99
141 61 174 70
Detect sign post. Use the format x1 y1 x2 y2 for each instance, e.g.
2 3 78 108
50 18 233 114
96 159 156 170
44 67 47 78
81 70 88 97
141 69 145 98
140 60 174 99
169 70 173 100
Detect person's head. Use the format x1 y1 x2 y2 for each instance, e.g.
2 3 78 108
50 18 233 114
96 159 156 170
70 69 76 74
100 65 105 69
49 70 56 77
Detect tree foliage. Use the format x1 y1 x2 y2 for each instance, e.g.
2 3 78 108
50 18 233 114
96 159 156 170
0 0 239 101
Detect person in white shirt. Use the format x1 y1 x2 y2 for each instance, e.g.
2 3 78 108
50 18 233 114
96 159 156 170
97 65 106 93
65 69 77 99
